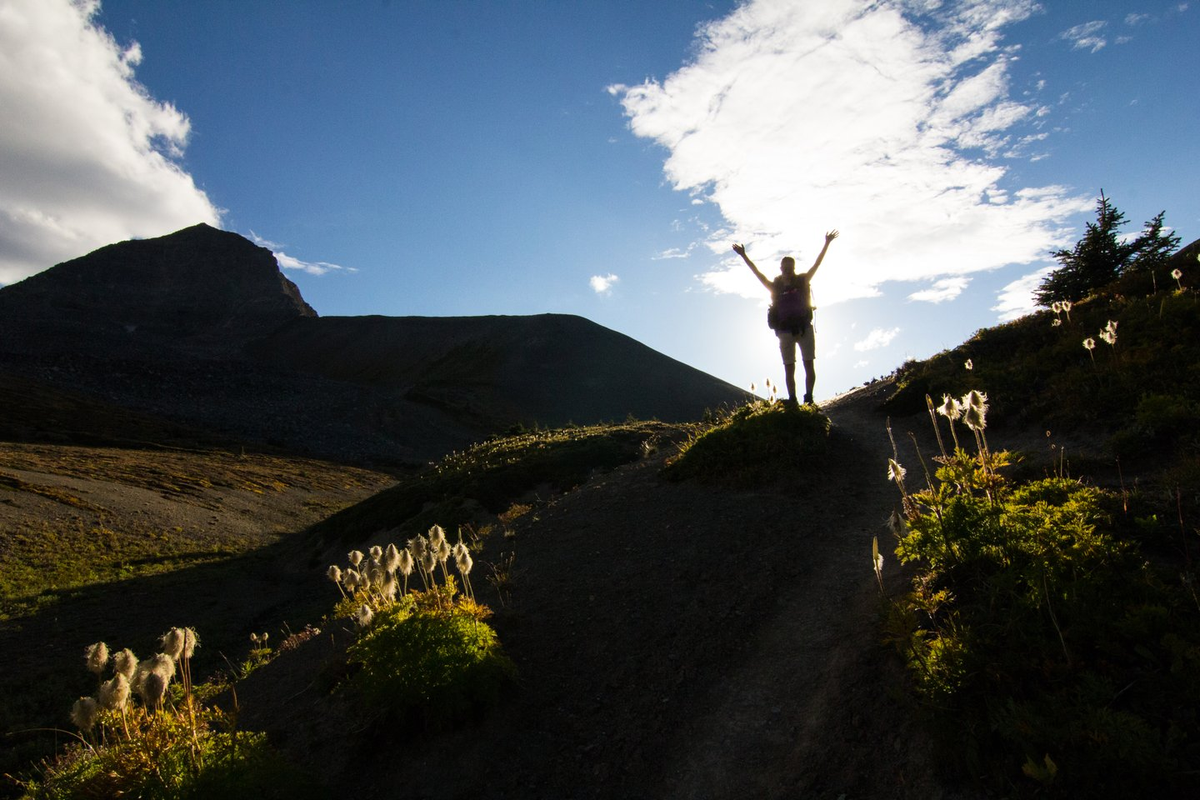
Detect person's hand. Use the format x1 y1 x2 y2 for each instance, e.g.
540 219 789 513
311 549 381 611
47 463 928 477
732 243 746 256
825 230 840 243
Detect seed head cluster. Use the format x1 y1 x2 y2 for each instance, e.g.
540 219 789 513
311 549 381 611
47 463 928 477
327 524 479 624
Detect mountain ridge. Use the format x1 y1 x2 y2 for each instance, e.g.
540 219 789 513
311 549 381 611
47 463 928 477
0 224 746 465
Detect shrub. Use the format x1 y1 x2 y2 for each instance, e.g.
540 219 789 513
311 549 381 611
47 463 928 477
346 597 515 728
885 401 1200 797
661 400 829 486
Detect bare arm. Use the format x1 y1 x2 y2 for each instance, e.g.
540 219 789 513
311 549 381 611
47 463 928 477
733 243 774 291
805 229 840 280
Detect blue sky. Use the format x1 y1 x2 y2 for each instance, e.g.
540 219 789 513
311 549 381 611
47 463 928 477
2 0 1197 401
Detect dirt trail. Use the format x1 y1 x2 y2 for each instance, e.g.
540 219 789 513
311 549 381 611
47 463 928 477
304 382 962 799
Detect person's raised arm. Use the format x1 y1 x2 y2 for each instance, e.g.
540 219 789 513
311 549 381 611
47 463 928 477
733 243 773 291
805 229 839 279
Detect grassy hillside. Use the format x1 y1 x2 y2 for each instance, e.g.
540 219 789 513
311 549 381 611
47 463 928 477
874 265 1200 796
3 253 1197 798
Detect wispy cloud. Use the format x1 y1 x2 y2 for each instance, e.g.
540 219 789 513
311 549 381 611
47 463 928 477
1059 20 1108 52
590 273 620 294
249 232 353 276
855 327 901 352
609 0 1090 312
993 266 1053 321
653 247 692 260
909 276 970 303
0 0 219 286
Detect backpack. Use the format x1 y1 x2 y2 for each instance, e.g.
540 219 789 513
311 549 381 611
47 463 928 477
768 279 812 334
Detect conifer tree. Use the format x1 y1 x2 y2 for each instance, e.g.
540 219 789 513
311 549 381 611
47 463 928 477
1035 192 1180 306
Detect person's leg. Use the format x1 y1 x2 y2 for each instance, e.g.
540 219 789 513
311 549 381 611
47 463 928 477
799 325 817 404
778 332 798 402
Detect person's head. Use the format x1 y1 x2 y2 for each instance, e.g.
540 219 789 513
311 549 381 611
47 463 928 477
780 256 796 275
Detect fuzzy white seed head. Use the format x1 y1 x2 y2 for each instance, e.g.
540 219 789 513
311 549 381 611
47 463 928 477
1083 337 1096 351
963 402 988 431
70 696 100 731
84 642 109 675
327 565 343 583
438 539 452 562
1051 301 1062 313
355 604 374 628
369 545 383 561
99 674 131 712
139 671 168 708
148 653 176 683
422 550 438 574
344 569 360 591
181 628 199 660
85 642 109 674
1052 319 1062 327
380 573 398 601
1106 319 1118 335
384 543 401 573
887 459 906 483
964 359 973 370
160 629 185 661
348 550 364 567
456 551 474 576
1172 268 1183 280
964 390 988 414
452 542 468 561
409 537 427 560
937 394 960 421
1062 300 1072 312
428 525 446 548
399 550 414 577
112 648 138 680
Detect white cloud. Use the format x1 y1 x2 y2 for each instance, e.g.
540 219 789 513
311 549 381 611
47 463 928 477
609 0 1090 310
653 247 691 260
1059 21 1108 52
590 273 619 294
993 265 1053 320
854 327 901 352
0 0 220 286
249 232 353 276
909 276 970 303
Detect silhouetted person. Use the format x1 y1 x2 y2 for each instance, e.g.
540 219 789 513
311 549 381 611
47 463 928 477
733 230 839 405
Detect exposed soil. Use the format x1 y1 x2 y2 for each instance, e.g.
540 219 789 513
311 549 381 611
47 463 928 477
231 381 978 799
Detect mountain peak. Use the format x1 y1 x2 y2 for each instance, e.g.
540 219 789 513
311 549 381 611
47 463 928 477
0 224 316 356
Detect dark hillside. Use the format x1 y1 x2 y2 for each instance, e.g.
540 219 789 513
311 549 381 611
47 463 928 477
0 225 746 465
247 313 745 427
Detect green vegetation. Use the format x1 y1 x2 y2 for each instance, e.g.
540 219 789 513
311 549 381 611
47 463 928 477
882 254 1199 458
662 400 829 486
0 443 389 621
14 632 316 800
312 420 688 547
327 527 516 729
1035 192 1179 306
884 381 1199 795
347 593 515 728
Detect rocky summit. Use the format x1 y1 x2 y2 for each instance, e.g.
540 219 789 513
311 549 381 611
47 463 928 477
0 223 315 358
0 224 746 465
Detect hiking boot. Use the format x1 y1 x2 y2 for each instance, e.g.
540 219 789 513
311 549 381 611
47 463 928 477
802 393 814 405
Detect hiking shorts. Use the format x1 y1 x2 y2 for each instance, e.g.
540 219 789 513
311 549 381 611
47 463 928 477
778 325 815 364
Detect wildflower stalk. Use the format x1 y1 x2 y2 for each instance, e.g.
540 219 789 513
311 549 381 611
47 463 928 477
925 395 948 459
